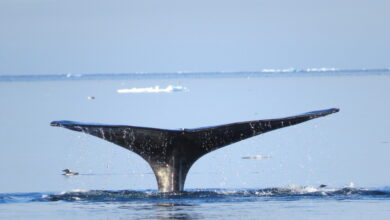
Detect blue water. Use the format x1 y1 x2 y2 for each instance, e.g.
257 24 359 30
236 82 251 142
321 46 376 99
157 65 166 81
1 187 390 219
1 70 390 219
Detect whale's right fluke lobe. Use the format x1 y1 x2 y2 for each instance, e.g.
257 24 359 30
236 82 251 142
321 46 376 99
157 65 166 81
186 108 339 155
51 108 339 192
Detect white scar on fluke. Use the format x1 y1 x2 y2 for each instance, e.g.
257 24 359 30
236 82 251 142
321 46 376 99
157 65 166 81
241 155 272 160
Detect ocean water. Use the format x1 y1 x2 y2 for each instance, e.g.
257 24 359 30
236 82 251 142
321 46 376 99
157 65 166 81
2 187 390 219
1 70 390 219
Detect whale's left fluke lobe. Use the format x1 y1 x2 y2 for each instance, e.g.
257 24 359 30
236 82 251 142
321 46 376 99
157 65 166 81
185 108 339 155
51 108 339 192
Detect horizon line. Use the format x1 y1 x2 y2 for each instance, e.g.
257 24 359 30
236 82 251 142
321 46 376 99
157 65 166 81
1 67 389 82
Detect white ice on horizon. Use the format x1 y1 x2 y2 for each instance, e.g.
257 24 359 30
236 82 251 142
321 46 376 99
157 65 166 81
261 67 339 73
117 85 188 94
262 68 296 73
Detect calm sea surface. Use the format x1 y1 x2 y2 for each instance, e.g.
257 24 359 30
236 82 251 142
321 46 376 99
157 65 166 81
1 70 389 219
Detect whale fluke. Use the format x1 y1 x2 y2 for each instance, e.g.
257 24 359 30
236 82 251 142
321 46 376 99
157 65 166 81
51 108 339 192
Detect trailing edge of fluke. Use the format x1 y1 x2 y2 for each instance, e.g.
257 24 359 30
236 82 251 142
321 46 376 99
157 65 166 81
51 108 339 192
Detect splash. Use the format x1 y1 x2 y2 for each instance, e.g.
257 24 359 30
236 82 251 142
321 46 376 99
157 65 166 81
1 186 390 204
41 186 390 202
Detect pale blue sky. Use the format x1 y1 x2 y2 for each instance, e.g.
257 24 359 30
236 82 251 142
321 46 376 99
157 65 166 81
0 0 389 75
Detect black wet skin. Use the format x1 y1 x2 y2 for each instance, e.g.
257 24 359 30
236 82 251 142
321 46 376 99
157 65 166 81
51 108 339 192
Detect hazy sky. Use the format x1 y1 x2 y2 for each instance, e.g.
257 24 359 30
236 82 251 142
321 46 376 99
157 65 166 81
0 0 389 75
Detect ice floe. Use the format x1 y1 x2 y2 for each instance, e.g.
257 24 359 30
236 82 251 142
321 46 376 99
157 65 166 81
117 85 188 94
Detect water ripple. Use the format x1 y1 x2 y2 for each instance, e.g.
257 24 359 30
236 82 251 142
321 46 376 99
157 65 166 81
2 186 389 204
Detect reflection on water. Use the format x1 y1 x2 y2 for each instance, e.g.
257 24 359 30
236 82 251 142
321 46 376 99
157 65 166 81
74 202 202 220
133 203 201 220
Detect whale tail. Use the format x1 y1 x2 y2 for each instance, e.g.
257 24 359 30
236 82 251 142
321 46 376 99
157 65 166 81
51 108 339 192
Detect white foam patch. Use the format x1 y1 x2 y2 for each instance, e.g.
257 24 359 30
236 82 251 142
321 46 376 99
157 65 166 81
285 185 320 193
117 85 188 94
60 189 90 194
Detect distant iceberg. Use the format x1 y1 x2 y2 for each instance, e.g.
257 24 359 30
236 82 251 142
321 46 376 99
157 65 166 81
117 85 188 94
